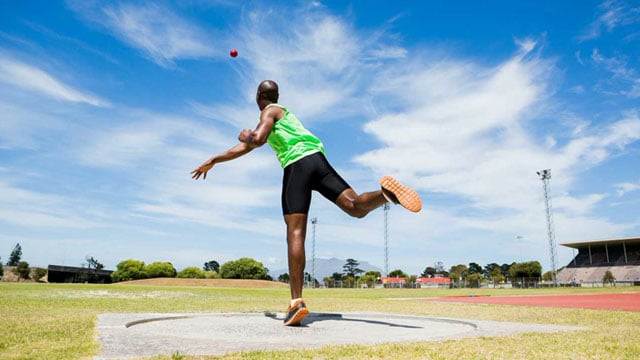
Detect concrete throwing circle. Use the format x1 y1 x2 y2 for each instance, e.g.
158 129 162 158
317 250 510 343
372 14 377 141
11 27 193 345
96 312 585 359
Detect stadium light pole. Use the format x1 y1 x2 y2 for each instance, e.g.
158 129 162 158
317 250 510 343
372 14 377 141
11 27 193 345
383 203 390 282
310 217 317 289
537 169 559 286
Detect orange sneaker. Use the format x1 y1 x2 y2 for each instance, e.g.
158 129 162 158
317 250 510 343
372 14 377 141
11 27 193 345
380 176 422 212
283 299 309 326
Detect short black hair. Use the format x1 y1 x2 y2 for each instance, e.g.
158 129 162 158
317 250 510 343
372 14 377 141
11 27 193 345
258 80 279 103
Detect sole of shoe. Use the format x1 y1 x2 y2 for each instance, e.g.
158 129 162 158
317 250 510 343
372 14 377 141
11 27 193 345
380 176 422 212
283 307 309 326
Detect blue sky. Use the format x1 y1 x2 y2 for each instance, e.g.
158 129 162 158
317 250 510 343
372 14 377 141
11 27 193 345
1 1 639 277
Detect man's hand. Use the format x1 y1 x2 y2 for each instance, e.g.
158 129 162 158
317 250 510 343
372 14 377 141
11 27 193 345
191 158 214 180
238 129 253 144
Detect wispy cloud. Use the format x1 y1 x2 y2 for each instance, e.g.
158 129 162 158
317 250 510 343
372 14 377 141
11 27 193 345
68 1 217 68
0 55 109 106
355 40 640 247
615 179 640 196
0 180 103 229
591 49 640 98
579 0 640 41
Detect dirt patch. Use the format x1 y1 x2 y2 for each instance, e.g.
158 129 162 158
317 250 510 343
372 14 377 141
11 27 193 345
115 278 288 289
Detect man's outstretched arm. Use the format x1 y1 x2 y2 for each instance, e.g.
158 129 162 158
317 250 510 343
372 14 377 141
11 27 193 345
190 142 254 180
191 106 279 180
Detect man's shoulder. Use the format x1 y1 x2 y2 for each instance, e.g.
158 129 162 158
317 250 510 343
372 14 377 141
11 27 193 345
263 104 287 120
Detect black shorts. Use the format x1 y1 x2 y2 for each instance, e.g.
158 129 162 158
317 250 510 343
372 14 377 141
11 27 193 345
281 152 351 215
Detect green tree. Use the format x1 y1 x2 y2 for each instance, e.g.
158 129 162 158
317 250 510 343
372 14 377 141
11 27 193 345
421 266 437 277
342 258 364 278
365 270 381 278
342 275 355 288
203 260 220 272
220 257 269 280
8 243 22 266
489 267 505 287
177 266 205 278
86 256 104 270
501 263 513 278
449 264 469 287
145 262 177 278
509 261 542 288
278 273 290 283
31 267 48 282
467 273 483 288
483 263 501 278
542 270 554 282
468 262 483 275
13 261 30 280
323 276 334 288
111 259 147 282
407 275 417 288
388 269 408 278
358 273 377 288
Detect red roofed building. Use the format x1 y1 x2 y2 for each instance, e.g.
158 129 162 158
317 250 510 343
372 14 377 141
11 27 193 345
380 276 406 288
416 276 451 288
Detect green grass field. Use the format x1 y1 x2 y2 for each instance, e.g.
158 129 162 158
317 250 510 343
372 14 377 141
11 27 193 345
1 283 639 359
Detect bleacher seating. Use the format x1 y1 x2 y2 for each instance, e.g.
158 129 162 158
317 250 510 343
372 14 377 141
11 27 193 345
560 239 640 283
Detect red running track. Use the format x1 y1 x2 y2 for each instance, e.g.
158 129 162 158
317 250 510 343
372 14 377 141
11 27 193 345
428 293 640 312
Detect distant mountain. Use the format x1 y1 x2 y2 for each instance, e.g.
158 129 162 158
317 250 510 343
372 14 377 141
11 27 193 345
269 257 383 281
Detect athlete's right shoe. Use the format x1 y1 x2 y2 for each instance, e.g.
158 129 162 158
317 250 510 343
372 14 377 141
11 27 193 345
283 299 309 326
380 176 422 212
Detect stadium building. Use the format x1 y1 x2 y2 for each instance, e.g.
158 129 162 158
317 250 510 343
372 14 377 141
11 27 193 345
557 236 640 286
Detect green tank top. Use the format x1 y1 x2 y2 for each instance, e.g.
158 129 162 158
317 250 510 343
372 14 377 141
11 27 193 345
262 104 325 168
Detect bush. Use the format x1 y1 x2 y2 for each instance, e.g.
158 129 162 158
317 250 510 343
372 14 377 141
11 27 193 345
13 261 30 280
220 257 270 280
203 270 220 279
358 274 377 288
145 262 177 278
177 267 205 279
31 267 48 282
111 259 147 282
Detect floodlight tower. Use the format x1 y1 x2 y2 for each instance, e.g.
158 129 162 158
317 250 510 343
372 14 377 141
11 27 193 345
383 203 390 279
310 217 317 289
537 169 559 286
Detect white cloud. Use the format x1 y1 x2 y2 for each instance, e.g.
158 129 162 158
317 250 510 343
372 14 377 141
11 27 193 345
0 180 103 229
579 0 640 41
0 55 109 107
236 6 383 122
69 2 217 68
351 39 640 264
615 180 640 196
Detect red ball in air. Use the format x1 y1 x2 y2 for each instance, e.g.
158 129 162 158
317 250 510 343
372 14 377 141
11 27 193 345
230 49 238 58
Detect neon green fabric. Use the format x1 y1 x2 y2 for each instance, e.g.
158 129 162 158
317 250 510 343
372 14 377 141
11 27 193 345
262 104 325 168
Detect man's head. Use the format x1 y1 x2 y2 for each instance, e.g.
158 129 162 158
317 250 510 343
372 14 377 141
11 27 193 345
256 80 279 110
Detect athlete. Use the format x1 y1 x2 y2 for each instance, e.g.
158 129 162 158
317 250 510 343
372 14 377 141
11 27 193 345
191 80 422 326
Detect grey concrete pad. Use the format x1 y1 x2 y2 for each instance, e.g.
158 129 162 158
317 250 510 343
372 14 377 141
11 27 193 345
96 312 586 359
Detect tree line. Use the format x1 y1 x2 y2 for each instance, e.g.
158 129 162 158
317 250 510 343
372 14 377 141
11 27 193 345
0 243 48 282
109 257 272 282
279 258 557 289
2 243 618 286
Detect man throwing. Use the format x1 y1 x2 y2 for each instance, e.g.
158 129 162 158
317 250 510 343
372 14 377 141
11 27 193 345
192 80 422 326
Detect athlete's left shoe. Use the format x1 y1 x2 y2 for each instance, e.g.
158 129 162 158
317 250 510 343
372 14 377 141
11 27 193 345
380 176 422 212
283 299 309 326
